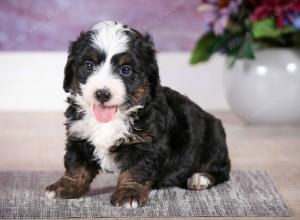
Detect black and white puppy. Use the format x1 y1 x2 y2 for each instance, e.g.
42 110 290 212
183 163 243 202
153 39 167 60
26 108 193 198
46 21 230 208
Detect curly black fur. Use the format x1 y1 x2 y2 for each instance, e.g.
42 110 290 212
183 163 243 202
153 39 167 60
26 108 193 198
47 21 230 206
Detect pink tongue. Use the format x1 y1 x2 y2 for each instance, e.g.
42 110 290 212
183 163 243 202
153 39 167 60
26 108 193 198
93 104 117 123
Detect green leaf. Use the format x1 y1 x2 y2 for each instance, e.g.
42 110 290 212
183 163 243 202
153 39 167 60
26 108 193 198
190 30 256 66
252 18 297 39
190 32 219 64
236 36 255 59
214 31 236 51
227 33 255 67
226 32 255 58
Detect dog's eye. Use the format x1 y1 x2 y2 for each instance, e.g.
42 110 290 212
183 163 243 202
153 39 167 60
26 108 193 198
84 61 95 72
120 65 132 76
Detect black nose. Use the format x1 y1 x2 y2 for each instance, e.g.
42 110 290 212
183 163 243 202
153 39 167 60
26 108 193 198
94 89 111 103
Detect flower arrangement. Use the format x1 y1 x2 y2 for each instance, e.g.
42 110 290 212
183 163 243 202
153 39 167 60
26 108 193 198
190 0 300 65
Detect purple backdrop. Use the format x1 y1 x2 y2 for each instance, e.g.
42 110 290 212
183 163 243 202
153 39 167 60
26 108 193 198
0 0 207 51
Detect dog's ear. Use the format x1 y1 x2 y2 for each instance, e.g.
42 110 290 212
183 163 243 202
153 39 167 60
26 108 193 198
63 31 93 92
139 33 160 98
63 54 74 92
63 36 78 93
129 28 160 98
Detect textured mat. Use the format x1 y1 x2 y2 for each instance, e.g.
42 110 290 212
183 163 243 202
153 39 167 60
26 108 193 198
0 170 290 218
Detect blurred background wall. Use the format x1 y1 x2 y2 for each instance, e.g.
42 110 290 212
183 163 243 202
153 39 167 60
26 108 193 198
0 0 228 112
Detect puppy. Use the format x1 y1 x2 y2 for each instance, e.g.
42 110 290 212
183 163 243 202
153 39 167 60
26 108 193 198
46 21 230 208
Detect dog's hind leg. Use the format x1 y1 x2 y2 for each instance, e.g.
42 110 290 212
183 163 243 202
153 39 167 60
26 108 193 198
187 117 231 191
186 173 214 190
187 159 230 190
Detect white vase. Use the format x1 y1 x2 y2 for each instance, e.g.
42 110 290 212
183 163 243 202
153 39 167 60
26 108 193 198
224 49 300 125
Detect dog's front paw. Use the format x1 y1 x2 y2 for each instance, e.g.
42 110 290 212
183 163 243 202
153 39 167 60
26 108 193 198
111 188 148 208
45 179 89 199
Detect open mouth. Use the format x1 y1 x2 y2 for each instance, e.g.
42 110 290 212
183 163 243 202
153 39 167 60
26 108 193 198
92 104 117 123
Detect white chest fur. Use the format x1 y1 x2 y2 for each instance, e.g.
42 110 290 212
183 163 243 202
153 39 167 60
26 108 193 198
68 111 131 175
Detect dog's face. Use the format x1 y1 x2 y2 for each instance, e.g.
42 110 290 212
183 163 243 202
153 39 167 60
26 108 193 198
64 21 159 123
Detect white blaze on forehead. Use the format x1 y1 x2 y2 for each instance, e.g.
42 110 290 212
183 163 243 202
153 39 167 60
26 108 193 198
79 21 132 107
68 21 143 175
91 21 130 57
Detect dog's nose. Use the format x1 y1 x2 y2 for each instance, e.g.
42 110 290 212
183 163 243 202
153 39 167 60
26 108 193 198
94 89 111 103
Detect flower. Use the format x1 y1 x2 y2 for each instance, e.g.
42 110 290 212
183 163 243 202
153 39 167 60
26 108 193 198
288 13 300 29
191 0 300 65
249 0 300 28
197 0 243 36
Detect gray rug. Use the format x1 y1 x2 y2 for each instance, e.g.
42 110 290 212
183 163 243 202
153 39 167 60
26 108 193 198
0 170 290 218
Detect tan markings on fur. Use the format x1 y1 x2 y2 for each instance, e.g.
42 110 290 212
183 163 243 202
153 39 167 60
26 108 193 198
70 76 82 94
86 51 99 63
111 133 153 152
111 170 151 207
132 85 146 104
125 133 152 144
46 165 98 198
126 134 151 144
118 54 131 66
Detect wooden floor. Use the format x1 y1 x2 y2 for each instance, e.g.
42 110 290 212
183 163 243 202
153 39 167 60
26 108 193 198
0 112 300 220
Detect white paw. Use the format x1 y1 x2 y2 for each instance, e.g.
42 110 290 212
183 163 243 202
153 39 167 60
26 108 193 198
187 173 212 190
124 200 139 209
45 190 56 199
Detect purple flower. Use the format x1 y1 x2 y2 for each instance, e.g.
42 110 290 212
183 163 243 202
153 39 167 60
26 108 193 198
197 0 242 36
288 13 300 30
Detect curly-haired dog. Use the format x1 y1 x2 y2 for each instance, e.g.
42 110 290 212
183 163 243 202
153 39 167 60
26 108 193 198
46 21 231 208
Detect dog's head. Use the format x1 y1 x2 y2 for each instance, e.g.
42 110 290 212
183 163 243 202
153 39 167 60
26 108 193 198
64 21 160 123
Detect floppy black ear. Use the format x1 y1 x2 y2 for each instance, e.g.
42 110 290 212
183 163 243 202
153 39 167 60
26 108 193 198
63 30 94 92
147 54 160 98
63 30 95 92
140 34 160 98
129 27 160 98
63 55 74 92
